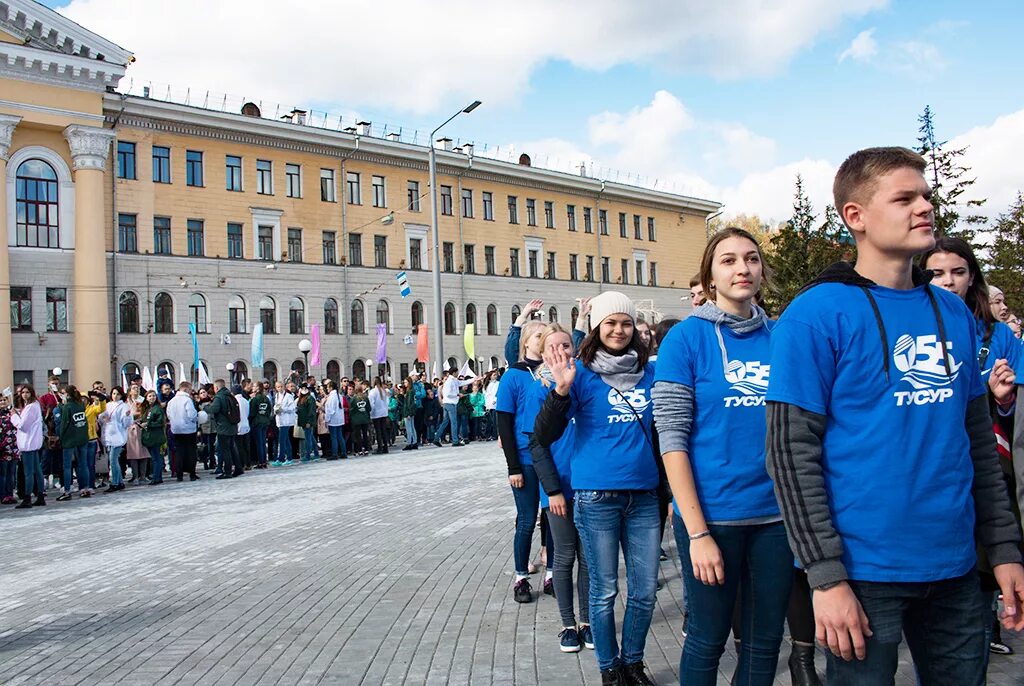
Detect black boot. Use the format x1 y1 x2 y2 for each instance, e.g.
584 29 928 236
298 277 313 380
601 666 624 686
621 662 656 685
15 497 32 509
788 643 821 686
34 494 45 506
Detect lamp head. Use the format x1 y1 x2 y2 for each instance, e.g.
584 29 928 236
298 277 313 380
298 339 312 353
463 100 482 113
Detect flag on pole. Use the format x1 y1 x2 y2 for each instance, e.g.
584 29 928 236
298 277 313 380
431 361 438 380
197 361 211 386
416 324 428 363
250 322 264 369
311 324 321 366
179 362 186 385
188 322 200 371
141 366 154 392
463 323 475 361
375 324 388 365
121 369 129 391
396 271 411 298
457 359 472 378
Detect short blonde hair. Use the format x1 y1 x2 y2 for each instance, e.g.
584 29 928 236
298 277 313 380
518 320 547 360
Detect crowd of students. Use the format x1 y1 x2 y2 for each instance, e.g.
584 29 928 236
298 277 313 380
494 146 1024 686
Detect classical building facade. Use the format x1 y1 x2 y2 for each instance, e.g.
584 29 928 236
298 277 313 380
1 0 721 389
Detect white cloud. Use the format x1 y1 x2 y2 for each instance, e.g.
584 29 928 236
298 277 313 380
838 28 878 62
948 108 1024 217
61 0 886 113
720 159 837 223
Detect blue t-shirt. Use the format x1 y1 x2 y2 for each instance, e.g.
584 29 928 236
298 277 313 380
977 319 1024 385
495 366 545 466
767 282 986 583
564 363 659 491
655 317 779 522
537 390 576 508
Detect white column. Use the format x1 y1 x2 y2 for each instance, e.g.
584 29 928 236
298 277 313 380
0 114 22 389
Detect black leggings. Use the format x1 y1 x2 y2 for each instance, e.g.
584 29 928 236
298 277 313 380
372 417 389 453
352 424 371 453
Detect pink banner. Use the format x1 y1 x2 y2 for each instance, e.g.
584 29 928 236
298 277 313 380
417 324 429 363
311 324 321 366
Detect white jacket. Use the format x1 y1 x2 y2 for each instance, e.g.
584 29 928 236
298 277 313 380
484 381 500 410
275 392 297 427
234 394 251 435
166 392 199 435
324 390 345 427
440 376 460 405
368 387 389 419
98 399 132 448
10 401 44 452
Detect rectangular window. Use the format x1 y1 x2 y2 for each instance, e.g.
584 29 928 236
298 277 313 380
116 141 136 179
526 198 537 226
634 214 642 240
372 175 386 207
567 205 576 232
223 154 242 191
509 248 520 277
409 238 422 270
187 219 205 256
544 201 554 229
601 257 610 283
461 188 473 218
117 213 137 253
546 251 556 279
482 191 494 220
287 228 302 262
152 145 170 183
443 242 454 272
348 233 362 266
464 244 475 274
484 245 495 275
153 216 172 255
635 260 644 286
10 286 31 331
621 258 630 284
374 235 387 268
440 185 453 216
508 196 518 224
256 159 273 195
320 168 336 202
322 231 336 265
648 217 657 241
650 262 658 286
583 207 593 234
619 212 627 238
260 301 275 334
258 225 274 261
528 249 539 278
229 299 245 334
286 163 301 198
569 254 578 281
346 171 361 204
46 287 67 332
407 180 420 211
599 209 608 236
227 222 243 259
585 255 594 281
186 150 204 187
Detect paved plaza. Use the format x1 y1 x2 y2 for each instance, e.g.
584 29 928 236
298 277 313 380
1 443 1021 685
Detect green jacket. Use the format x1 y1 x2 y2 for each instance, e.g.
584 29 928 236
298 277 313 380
58 400 89 449
457 392 472 417
349 393 370 425
141 405 166 448
207 387 238 436
250 392 272 428
401 390 417 418
297 397 317 428
469 391 486 418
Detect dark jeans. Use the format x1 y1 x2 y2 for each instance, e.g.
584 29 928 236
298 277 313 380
202 433 216 468
148 445 163 482
328 425 346 458
414 407 426 444
511 464 540 575
372 417 389 453
547 503 590 627
252 425 268 465
62 444 89 492
301 427 318 460
575 489 660 672
675 518 794 686
277 428 293 461
173 433 198 477
21 449 44 497
826 571 986 686
0 460 17 498
352 423 371 453
217 434 240 475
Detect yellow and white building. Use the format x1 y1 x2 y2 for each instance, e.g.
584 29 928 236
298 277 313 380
1 0 720 389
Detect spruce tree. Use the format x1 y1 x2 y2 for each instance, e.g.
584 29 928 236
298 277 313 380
987 192 1024 315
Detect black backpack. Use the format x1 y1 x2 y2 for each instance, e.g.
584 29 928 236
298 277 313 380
226 394 241 424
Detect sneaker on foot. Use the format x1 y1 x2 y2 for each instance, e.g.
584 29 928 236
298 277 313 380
601 667 624 686
544 578 555 597
56 492 71 502
558 627 581 653
579 624 594 649
513 578 533 603
659 548 668 561
990 641 1015 655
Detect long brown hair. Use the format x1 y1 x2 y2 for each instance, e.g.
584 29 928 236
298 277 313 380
920 236 994 326
699 227 771 305
577 319 650 368
15 384 37 410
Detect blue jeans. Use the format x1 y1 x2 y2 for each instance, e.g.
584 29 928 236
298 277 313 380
458 414 470 441
149 445 163 482
425 420 437 443
84 440 98 489
435 403 459 443
675 518 793 685
574 489 660 671
21 449 45 497
827 571 986 685
62 444 88 493
252 426 268 465
328 425 346 458
277 427 293 461
510 464 540 575
404 417 417 445
108 445 124 486
302 427 318 460
0 460 16 498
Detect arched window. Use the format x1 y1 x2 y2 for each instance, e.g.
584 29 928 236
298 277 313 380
353 359 366 380
411 300 423 329
291 359 306 377
259 296 276 334
548 306 558 323
446 356 458 372
154 292 174 333
324 298 339 334
120 362 140 385
228 294 246 334
188 293 208 333
376 299 390 333
289 296 305 334
15 159 59 248
468 359 477 373
444 302 456 335
489 355 499 371
118 291 139 333
190 360 209 385
511 304 521 323
232 361 248 385
350 299 365 334
486 304 498 336
326 360 341 382
571 306 580 329
263 360 278 383
465 304 477 335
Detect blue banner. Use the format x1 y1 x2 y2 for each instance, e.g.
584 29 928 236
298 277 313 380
251 323 264 369
188 322 199 370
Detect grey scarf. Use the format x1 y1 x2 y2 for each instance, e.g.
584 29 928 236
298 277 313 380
690 301 769 378
590 348 644 392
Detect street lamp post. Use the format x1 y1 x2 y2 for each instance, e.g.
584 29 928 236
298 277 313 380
298 338 312 379
429 100 481 370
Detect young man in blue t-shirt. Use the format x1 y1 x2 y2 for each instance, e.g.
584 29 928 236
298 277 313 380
765 146 1024 685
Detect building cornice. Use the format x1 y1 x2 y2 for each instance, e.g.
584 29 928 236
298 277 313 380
104 94 723 215
0 40 127 92
0 0 133 66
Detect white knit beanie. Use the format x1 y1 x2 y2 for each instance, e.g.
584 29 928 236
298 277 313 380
589 291 636 328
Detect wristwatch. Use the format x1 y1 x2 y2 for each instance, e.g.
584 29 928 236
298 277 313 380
814 580 843 592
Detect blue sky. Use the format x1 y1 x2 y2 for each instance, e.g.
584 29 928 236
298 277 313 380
41 0 1024 221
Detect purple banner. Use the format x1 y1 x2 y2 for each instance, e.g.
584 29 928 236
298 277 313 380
375 323 388 365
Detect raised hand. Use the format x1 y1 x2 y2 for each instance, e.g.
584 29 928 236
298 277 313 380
543 344 576 395
988 358 1017 407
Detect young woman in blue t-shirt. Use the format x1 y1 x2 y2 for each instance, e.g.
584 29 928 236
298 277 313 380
534 291 659 686
653 227 793 686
